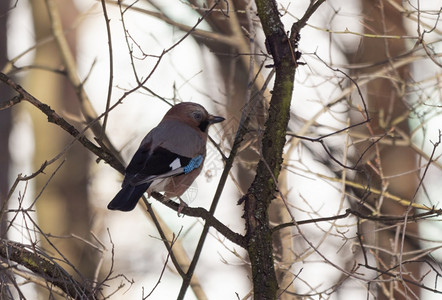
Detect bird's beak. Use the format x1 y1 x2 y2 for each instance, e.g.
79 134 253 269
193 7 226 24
209 115 225 124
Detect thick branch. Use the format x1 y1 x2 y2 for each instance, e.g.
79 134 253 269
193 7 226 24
241 0 295 299
0 240 93 299
243 1 326 299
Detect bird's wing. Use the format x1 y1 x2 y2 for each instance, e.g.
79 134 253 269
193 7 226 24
150 120 206 157
123 146 203 187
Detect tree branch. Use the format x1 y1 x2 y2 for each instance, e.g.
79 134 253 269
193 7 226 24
44 0 118 155
153 193 246 248
240 0 327 298
272 208 442 232
0 239 93 299
0 72 124 173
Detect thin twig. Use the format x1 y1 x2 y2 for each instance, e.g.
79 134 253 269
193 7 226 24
99 0 114 140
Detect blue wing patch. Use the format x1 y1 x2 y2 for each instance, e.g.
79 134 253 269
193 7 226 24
184 155 203 174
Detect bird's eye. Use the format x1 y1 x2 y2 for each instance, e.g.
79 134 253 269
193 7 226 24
192 111 203 121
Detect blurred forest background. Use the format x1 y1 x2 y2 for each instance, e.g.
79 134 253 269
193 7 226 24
0 0 442 299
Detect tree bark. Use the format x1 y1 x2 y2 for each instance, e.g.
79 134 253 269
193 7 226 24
240 0 301 298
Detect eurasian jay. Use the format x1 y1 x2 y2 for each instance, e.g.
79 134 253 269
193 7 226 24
108 102 225 212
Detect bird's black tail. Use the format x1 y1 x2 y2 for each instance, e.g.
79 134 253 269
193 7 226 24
107 183 150 211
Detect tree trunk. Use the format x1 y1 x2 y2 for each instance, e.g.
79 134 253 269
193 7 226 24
348 0 420 298
25 0 97 288
0 0 11 239
0 1 13 298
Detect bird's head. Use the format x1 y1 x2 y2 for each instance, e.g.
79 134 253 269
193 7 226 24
165 102 225 132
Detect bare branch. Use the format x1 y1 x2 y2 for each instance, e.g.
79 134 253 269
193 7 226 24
0 239 93 299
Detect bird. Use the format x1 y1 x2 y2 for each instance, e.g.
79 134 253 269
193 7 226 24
107 102 225 212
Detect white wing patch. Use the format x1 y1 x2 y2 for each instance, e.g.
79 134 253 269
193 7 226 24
169 158 182 170
130 157 190 187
